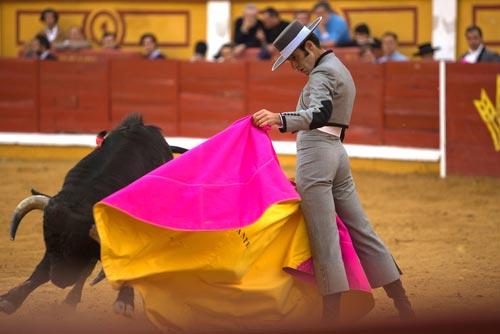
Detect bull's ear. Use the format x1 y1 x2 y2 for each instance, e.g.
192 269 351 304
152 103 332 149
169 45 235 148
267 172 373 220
89 225 101 244
96 130 108 148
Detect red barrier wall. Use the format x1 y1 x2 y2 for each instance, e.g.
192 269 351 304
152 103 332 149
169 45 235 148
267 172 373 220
0 59 39 132
383 61 440 148
446 63 500 177
346 63 384 145
0 57 442 146
110 59 179 136
178 60 247 138
39 61 110 132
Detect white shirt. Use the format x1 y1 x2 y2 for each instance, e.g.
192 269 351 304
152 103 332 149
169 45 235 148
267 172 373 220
45 25 59 42
463 44 484 64
39 50 51 59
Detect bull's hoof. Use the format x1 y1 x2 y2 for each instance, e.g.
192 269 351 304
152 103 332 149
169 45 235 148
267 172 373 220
0 298 16 314
113 300 134 318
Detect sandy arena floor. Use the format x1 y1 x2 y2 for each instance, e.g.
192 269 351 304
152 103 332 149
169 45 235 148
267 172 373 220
0 157 499 333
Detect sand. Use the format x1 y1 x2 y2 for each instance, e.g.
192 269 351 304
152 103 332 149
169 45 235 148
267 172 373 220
0 157 499 333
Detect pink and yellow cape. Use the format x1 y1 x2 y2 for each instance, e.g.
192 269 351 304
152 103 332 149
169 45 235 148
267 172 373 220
94 116 374 331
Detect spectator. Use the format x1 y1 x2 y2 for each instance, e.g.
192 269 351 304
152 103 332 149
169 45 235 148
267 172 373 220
413 42 440 61
30 34 58 60
233 4 264 57
53 25 92 51
257 7 289 60
102 32 120 50
214 43 235 63
378 32 409 63
38 8 66 44
359 44 377 63
140 33 166 59
337 23 381 48
460 25 500 63
312 1 350 47
191 41 208 62
294 10 311 26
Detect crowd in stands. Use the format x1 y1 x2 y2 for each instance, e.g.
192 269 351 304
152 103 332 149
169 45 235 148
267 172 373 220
20 2 500 64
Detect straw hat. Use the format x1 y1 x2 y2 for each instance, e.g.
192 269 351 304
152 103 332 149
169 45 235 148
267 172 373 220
272 17 322 71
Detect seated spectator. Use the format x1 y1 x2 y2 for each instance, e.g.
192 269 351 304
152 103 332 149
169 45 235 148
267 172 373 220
233 4 264 57
257 7 289 60
191 41 207 62
53 25 92 51
28 34 58 60
413 42 440 60
102 32 120 50
312 1 350 47
140 33 166 59
38 8 66 44
359 44 377 64
294 10 311 26
378 32 409 63
214 43 235 63
337 23 381 48
460 25 500 63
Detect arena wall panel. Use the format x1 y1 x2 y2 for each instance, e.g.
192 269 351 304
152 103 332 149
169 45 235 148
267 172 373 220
346 63 384 145
110 58 179 136
446 63 500 177
39 61 110 133
383 62 439 148
0 59 39 132
178 60 247 137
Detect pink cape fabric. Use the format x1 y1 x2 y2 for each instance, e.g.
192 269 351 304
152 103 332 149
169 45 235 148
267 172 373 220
102 116 300 231
100 115 372 294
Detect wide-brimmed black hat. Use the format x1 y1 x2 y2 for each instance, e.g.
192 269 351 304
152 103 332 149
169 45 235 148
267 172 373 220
271 17 322 71
414 43 440 56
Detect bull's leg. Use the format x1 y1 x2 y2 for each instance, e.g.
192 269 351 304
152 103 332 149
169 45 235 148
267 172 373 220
113 286 135 318
63 258 98 307
0 252 50 314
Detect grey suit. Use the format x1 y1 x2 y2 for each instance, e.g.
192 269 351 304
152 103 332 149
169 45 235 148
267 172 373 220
461 46 500 63
279 50 401 295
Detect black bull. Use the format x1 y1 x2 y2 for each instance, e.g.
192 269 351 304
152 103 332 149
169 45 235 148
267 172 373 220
0 114 186 316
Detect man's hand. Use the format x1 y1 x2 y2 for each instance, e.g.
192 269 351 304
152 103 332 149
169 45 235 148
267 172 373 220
252 109 282 129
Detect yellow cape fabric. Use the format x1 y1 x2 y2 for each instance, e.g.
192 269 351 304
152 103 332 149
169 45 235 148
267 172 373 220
95 200 326 331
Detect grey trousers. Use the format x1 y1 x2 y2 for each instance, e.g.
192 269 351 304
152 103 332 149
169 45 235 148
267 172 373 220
295 130 401 295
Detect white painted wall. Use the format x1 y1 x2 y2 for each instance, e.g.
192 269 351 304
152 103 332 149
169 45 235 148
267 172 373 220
206 1 231 61
432 0 457 61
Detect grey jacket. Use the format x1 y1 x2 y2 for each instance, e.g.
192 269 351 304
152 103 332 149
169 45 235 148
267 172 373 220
461 46 500 63
279 50 355 133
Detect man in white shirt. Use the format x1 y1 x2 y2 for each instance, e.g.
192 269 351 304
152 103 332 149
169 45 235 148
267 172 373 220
460 25 500 63
38 8 66 44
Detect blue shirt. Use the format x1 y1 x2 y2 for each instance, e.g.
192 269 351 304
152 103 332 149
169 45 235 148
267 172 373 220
378 51 409 63
314 13 351 45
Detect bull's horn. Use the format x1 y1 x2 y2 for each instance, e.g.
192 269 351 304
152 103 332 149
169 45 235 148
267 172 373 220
10 195 49 241
89 225 101 244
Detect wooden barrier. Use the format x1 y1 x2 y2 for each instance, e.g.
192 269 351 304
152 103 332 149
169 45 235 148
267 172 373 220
0 59 39 132
346 63 384 145
0 57 442 146
247 60 305 142
110 59 179 136
3 57 499 177
39 60 110 133
383 61 440 148
446 63 500 177
178 60 247 138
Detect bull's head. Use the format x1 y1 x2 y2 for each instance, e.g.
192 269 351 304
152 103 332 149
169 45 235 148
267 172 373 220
10 195 100 288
